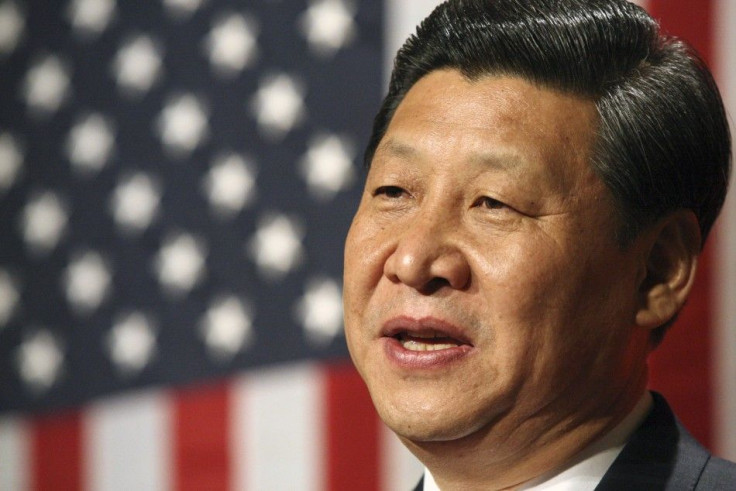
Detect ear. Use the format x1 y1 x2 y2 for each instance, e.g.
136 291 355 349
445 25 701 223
635 210 701 329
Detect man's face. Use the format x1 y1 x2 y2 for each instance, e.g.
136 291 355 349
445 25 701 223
343 70 652 447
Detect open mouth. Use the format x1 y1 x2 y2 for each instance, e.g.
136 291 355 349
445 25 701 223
394 331 465 351
381 317 474 360
381 318 474 367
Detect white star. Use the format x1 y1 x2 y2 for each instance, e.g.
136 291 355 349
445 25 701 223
163 0 205 20
295 277 343 346
0 269 20 328
67 0 116 38
111 34 163 97
16 330 64 393
205 12 258 77
0 132 23 192
0 1 25 55
109 171 161 234
247 213 304 280
203 152 256 217
156 93 209 158
299 133 355 200
66 113 115 174
250 74 306 140
63 250 112 316
299 0 356 57
20 191 68 255
107 312 156 376
22 55 71 116
154 232 207 296
200 295 254 361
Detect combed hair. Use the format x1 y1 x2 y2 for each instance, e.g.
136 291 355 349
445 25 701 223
364 0 731 344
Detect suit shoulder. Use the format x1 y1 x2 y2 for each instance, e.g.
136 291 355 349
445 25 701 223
696 455 736 489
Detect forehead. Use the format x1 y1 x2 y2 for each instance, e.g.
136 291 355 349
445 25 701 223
376 70 600 185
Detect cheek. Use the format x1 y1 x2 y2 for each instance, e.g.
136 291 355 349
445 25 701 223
342 214 388 338
344 213 391 292
474 240 568 316
474 239 598 362
486 238 636 366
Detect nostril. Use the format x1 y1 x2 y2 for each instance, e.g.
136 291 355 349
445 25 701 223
418 277 452 295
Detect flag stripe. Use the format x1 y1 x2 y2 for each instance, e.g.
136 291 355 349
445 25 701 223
0 416 30 491
173 381 230 491
714 0 736 461
325 363 380 491
383 0 443 85
31 409 82 491
85 391 171 491
230 375 249 491
238 363 324 491
380 423 424 491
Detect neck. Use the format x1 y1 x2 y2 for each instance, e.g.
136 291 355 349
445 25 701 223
404 373 649 490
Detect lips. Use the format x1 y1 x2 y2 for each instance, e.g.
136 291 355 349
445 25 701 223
395 331 466 351
382 316 472 346
380 316 474 368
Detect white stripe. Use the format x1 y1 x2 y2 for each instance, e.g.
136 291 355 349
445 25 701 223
231 375 248 491
0 416 30 491
714 0 736 462
84 390 171 491
232 363 324 491
380 423 424 491
383 0 444 86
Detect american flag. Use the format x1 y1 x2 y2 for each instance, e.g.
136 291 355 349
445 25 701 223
0 0 734 489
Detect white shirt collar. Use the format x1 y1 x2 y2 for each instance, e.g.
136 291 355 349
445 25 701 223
423 392 653 491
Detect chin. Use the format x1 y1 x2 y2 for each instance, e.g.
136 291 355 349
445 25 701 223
372 392 494 444
383 413 467 443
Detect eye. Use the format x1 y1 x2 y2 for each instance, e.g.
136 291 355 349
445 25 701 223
373 185 407 198
473 196 507 210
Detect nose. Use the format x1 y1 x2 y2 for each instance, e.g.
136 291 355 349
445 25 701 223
383 212 471 293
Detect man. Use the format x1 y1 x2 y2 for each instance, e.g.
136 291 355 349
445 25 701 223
342 0 736 489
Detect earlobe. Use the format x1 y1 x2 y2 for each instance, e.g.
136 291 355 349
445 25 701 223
635 210 701 329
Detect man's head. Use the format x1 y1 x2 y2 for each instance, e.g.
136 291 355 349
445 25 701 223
368 0 730 257
343 0 730 487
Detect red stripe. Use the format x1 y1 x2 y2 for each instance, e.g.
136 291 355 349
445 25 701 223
325 362 381 491
30 409 82 491
646 0 715 450
172 380 231 491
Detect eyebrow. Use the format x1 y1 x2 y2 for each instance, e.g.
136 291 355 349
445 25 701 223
468 151 522 171
376 138 416 160
377 137 522 171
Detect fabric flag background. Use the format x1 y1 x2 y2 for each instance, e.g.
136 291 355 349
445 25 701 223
0 0 734 489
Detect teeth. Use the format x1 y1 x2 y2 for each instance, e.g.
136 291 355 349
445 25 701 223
401 339 459 351
411 332 439 339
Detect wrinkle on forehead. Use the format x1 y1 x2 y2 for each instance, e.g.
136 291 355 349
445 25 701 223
377 136 524 174
389 71 598 153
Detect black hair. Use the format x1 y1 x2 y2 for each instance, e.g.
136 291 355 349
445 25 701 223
364 0 731 344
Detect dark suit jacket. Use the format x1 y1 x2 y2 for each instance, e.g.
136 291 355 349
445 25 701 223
413 392 736 490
